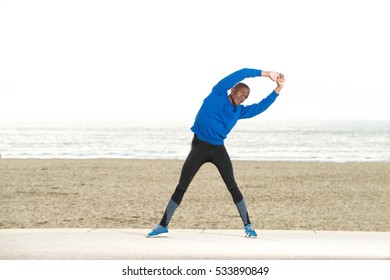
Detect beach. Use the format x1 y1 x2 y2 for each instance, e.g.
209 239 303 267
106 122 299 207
1 159 389 231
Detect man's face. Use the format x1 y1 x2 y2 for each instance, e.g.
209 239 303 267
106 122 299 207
231 87 250 105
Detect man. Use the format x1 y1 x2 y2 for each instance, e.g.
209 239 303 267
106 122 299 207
148 68 285 238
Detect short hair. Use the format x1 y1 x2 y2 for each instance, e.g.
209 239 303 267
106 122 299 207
233 82 250 92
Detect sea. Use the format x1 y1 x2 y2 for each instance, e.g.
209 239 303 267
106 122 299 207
1 119 389 162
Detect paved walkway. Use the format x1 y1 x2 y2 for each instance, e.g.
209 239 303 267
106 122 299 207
1 229 389 259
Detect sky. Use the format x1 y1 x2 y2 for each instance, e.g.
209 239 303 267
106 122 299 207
1 0 389 122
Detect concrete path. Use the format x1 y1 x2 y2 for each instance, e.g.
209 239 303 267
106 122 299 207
0 229 389 259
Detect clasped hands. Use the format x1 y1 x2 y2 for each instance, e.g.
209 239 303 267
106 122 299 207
268 71 285 87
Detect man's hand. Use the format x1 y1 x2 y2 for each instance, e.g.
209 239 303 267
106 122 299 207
274 73 285 94
269 71 279 82
262 71 279 81
276 73 285 87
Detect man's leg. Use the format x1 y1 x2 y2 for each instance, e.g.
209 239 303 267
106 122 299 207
159 136 206 227
212 146 251 226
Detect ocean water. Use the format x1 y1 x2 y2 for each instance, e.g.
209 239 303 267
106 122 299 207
1 119 389 162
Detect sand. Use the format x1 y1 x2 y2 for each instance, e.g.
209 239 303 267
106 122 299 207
0 159 389 231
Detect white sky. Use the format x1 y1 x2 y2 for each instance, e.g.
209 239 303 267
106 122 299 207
1 0 389 122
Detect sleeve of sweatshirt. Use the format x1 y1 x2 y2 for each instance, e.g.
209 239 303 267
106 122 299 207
211 68 262 95
239 91 279 119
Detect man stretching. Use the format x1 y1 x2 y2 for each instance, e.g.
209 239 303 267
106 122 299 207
148 68 285 238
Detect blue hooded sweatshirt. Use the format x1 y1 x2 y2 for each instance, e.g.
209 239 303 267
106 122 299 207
191 68 279 145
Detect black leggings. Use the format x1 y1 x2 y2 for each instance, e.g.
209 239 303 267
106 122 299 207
159 135 250 227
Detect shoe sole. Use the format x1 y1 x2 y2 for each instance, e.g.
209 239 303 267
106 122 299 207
147 232 169 238
245 234 258 238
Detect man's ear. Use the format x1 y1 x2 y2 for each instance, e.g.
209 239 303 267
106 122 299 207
230 86 236 94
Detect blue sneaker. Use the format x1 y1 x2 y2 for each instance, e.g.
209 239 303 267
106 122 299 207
147 224 169 238
244 224 257 238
